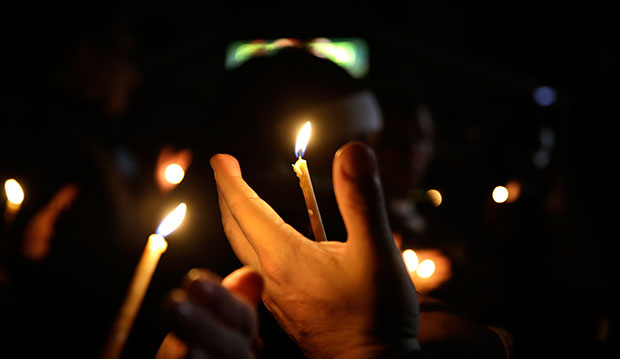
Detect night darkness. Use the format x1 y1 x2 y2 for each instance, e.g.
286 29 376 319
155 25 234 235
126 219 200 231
1 3 618 358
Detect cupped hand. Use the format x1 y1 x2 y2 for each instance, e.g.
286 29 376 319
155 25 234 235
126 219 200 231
211 142 420 359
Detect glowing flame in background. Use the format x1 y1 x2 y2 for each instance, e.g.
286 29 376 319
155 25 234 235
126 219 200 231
402 249 452 294
156 203 187 237
164 164 185 184
492 186 509 203
4 179 24 205
403 249 419 272
416 259 436 278
295 121 312 158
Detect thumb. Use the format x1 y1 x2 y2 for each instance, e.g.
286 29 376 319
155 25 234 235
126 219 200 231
221 266 264 307
333 141 394 253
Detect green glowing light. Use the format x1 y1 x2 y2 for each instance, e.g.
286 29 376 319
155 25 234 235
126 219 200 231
225 38 369 78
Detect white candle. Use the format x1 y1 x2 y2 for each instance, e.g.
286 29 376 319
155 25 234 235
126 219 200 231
292 122 327 242
102 203 187 359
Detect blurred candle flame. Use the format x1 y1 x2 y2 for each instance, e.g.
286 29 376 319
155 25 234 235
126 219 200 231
295 121 312 158
492 186 509 203
164 163 185 184
417 259 436 278
4 179 24 205
403 249 419 272
156 203 187 237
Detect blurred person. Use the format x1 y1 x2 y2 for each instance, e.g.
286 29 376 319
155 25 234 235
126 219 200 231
373 88 458 300
0 4 228 358
373 89 436 241
0 5 143 353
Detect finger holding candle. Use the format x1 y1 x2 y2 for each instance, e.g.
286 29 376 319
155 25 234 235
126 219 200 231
292 121 327 242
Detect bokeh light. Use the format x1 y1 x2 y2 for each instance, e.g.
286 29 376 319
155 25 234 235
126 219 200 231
533 86 557 107
4 179 24 205
164 163 185 184
492 186 509 203
403 249 419 272
505 180 522 203
426 189 442 207
416 259 436 278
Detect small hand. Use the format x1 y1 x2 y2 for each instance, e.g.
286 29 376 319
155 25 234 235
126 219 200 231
160 266 263 359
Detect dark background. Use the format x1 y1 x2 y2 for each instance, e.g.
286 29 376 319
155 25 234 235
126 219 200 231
1 2 617 358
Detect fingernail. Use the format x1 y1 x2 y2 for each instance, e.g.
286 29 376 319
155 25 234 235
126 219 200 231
340 142 377 179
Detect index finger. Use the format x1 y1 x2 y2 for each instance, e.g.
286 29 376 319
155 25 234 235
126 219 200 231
210 154 303 261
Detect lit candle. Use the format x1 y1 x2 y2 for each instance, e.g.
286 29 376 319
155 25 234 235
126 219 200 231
4 178 24 222
102 203 187 359
292 121 327 242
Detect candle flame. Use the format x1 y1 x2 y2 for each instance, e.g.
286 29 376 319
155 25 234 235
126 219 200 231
492 186 509 203
156 203 187 237
403 249 419 272
4 179 24 205
295 121 312 158
416 259 436 278
164 163 185 184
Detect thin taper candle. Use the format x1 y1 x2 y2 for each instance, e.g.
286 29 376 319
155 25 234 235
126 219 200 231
102 203 186 359
102 234 168 359
292 122 327 242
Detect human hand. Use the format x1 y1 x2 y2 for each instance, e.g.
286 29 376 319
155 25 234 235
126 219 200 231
211 141 420 359
159 266 263 359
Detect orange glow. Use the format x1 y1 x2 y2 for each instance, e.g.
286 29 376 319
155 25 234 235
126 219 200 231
156 203 187 237
164 163 185 184
156 147 192 192
295 121 312 158
403 249 419 272
492 186 509 203
408 249 452 293
505 180 522 203
4 179 24 206
417 259 436 278
426 189 442 207
272 38 300 49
